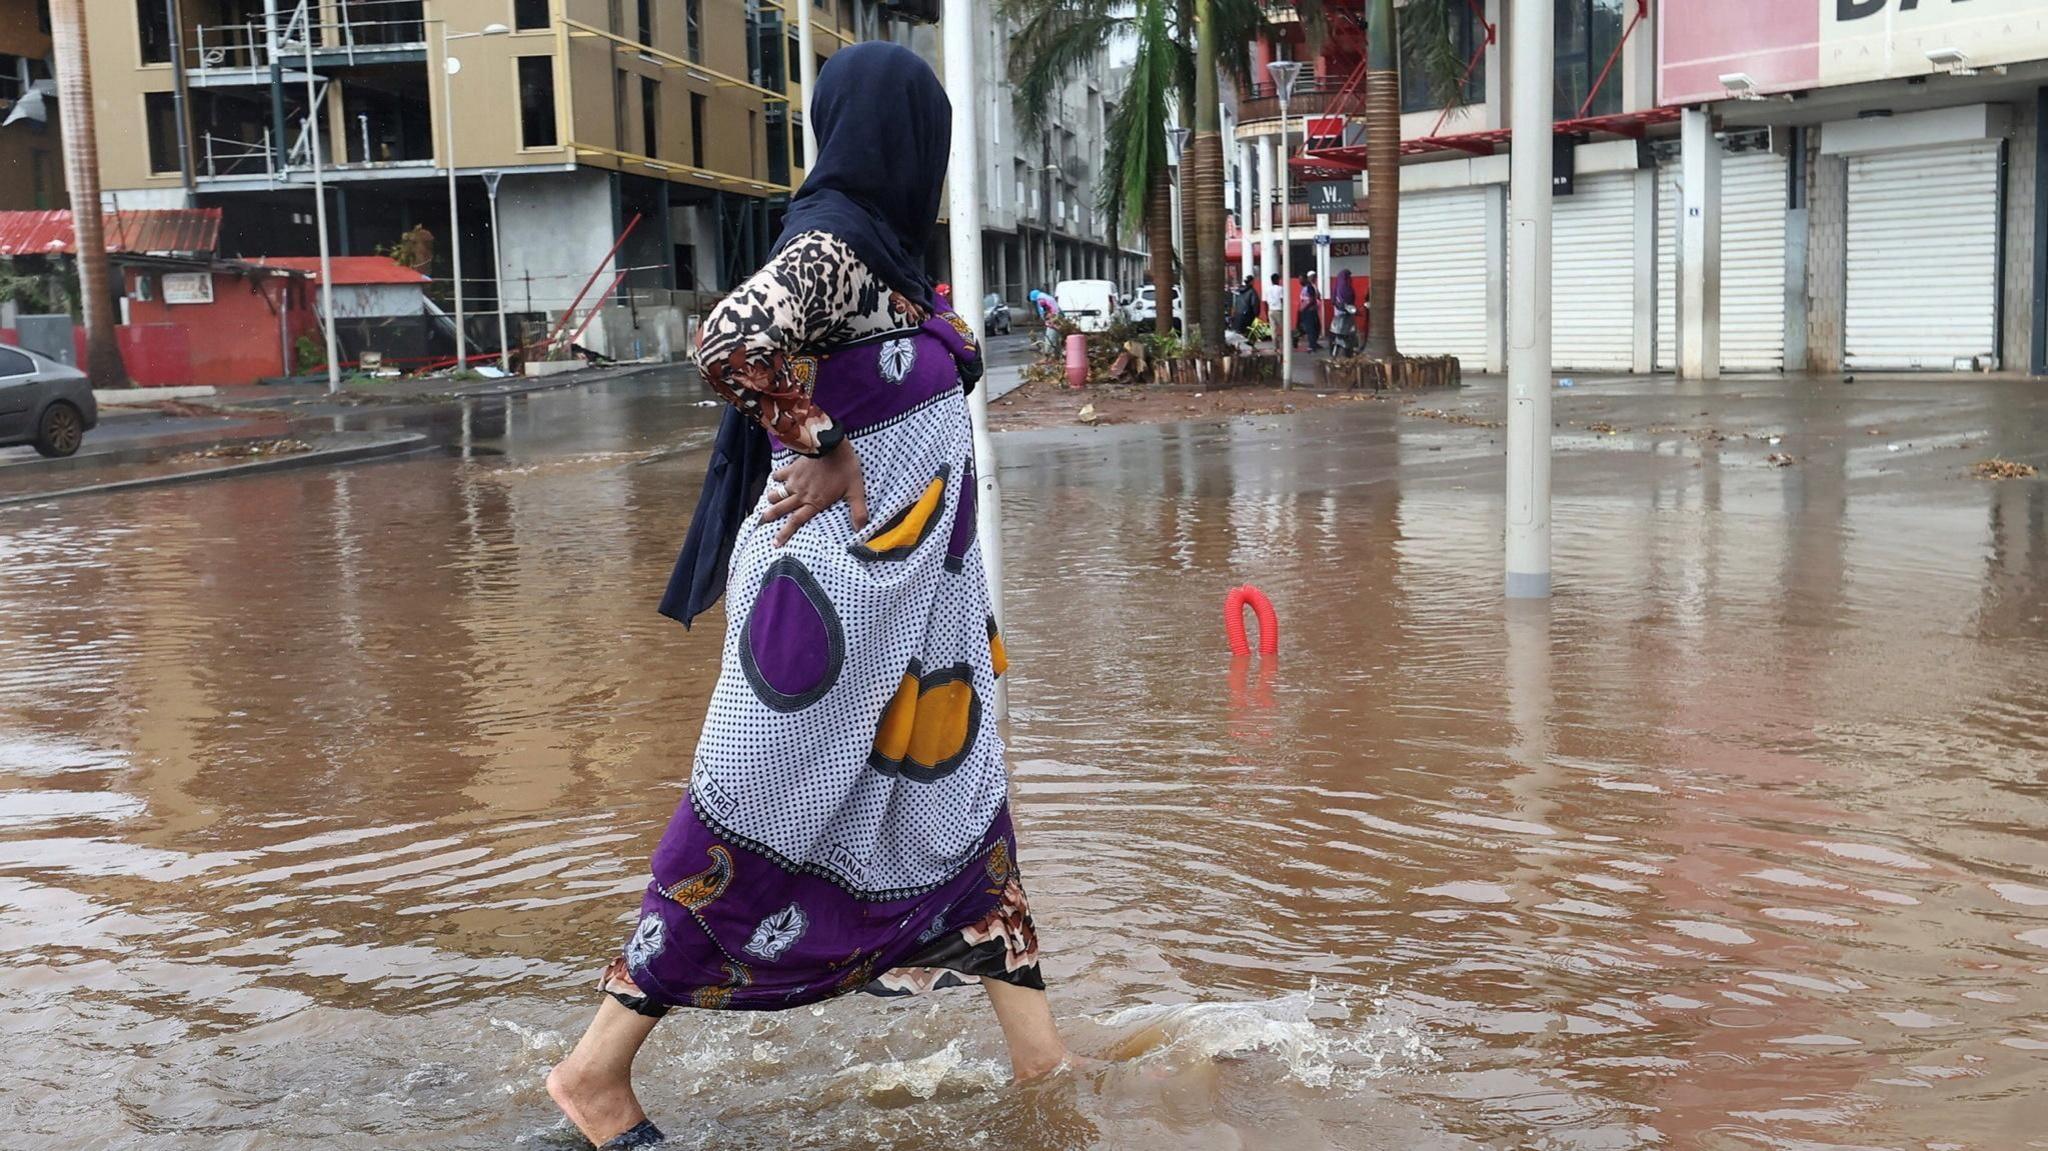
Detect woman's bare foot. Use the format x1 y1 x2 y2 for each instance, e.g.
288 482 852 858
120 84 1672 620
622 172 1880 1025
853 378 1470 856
546 1056 648 1146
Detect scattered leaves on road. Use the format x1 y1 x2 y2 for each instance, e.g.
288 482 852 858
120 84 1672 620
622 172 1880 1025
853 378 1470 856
1973 458 2038 480
1409 408 1503 429
1766 453 1797 468
177 439 315 462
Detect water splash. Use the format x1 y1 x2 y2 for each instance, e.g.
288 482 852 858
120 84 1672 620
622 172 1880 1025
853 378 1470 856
1089 984 1438 1088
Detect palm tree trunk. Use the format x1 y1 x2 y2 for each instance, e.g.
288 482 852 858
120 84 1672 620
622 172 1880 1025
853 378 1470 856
1147 163 1177 338
1172 0 1201 344
50 0 126 387
1190 0 1226 352
1364 0 1399 361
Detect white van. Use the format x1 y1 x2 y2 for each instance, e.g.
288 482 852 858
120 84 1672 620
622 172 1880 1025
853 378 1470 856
1054 279 1121 333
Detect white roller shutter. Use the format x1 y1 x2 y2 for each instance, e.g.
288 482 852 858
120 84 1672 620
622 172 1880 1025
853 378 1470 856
1657 152 1788 371
1845 141 2001 371
1657 166 1678 370
1723 152 1788 370
1552 173 1636 371
1395 187 1489 360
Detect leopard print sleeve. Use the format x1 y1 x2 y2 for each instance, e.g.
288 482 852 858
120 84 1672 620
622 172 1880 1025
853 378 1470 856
695 231 927 456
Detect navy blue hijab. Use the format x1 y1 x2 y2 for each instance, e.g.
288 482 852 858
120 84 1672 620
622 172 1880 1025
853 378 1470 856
662 43 953 630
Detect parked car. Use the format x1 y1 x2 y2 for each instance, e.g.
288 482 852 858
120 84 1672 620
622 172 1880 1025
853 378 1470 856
1124 284 1185 332
1053 279 1122 334
0 345 97 459
982 292 1012 336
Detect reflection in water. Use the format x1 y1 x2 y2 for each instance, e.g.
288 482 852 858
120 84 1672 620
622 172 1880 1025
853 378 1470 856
2 373 2046 1149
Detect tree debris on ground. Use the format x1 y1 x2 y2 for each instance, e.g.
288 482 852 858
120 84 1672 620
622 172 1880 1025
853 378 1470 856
1766 453 1796 468
176 439 315 462
1972 458 2038 480
1407 408 1503 429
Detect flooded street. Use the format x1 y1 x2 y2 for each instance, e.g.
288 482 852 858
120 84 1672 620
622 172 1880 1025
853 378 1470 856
3 370 2046 1149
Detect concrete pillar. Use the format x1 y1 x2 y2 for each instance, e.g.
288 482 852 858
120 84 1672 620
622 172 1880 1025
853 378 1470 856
1259 133 1280 288
1631 166 1656 373
1679 106 1722 379
994 239 1008 305
1238 139 1256 282
1484 182 1507 373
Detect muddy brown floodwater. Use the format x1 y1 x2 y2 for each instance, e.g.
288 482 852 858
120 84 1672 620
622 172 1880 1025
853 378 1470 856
2 372 2046 1150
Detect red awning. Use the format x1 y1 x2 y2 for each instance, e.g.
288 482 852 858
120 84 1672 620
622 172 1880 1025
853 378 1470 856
1293 106 1680 175
0 208 223 257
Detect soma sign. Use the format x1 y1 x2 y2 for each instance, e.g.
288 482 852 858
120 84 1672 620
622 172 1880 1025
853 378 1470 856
1658 0 2048 105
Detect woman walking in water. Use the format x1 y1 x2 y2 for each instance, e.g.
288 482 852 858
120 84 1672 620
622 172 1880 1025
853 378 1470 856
546 43 1072 1149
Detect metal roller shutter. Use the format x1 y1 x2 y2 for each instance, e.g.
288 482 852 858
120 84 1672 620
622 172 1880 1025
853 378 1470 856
1845 141 2001 371
1395 187 1489 360
1552 173 1636 371
1657 152 1788 371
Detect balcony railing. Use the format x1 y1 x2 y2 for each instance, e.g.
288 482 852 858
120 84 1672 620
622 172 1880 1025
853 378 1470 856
1239 77 1351 124
189 9 426 80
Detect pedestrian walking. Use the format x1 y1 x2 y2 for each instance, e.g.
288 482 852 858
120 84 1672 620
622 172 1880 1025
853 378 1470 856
547 43 1072 1151
1263 272 1286 345
1296 271 1322 354
1228 276 1260 336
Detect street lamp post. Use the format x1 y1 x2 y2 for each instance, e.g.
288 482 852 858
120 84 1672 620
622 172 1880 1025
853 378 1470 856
1267 59 1302 390
1167 124 1189 326
1505 0 1553 598
297 7 339 393
482 170 509 371
437 22 508 373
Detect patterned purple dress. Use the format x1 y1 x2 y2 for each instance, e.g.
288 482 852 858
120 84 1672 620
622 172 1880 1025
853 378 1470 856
602 237 1041 1013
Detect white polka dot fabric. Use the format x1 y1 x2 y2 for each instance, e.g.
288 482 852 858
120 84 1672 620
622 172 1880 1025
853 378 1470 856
691 388 1007 901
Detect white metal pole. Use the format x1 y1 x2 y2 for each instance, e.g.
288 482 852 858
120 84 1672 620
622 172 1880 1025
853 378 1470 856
1279 106 1292 388
1236 139 1254 283
941 0 1005 712
485 170 509 371
796 0 817 164
441 30 466 372
1506 0 1553 599
304 24 339 392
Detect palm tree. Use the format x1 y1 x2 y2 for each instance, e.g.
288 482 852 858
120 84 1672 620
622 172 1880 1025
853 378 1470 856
48 0 125 387
1368 0 1467 361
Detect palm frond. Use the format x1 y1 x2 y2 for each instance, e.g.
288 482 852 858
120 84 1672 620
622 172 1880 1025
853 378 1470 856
1399 0 1471 111
1001 0 1128 132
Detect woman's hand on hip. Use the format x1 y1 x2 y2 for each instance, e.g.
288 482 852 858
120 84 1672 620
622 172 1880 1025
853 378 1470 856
762 442 869 547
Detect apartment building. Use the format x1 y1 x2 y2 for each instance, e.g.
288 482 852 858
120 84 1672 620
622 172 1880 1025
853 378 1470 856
80 0 911 355
896 13 1145 308
0 0 65 210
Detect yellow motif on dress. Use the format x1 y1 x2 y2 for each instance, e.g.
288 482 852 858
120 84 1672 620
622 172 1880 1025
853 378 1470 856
787 355 819 390
941 311 980 353
985 839 1012 886
691 960 752 1009
660 845 733 910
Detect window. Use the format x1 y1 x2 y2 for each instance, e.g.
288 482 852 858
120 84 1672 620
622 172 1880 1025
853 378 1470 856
0 347 35 377
145 91 180 173
792 116 805 168
1400 5 1485 113
514 0 548 32
690 92 705 168
748 109 758 176
685 0 701 61
637 0 652 47
640 75 658 160
36 0 49 33
0 54 20 101
1555 0 1624 119
135 0 172 63
788 34 801 84
517 56 558 147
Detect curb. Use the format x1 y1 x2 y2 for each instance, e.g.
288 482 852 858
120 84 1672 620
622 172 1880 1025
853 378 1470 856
203 362 678 413
0 433 433 507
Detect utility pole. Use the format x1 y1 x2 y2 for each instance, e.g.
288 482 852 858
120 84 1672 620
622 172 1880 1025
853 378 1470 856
941 0 1006 715
1505 0 1553 599
796 0 817 162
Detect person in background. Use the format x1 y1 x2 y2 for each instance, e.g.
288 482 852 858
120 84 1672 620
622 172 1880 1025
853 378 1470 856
1228 276 1260 338
1331 268 1356 312
1296 271 1322 354
1262 273 1285 346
